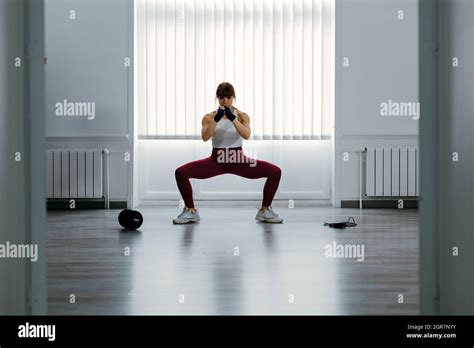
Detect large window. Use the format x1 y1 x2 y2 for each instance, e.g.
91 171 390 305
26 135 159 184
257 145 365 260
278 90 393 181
136 0 334 140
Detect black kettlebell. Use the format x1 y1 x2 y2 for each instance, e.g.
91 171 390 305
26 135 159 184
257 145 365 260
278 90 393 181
118 209 143 230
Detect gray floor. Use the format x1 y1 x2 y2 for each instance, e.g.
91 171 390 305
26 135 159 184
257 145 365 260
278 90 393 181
47 201 419 315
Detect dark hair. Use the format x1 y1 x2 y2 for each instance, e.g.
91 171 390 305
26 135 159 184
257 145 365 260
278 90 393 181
216 82 236 100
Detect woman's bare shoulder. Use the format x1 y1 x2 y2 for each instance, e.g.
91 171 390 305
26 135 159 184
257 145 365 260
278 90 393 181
206 110 218 119
202 111 215 125
236 109 250 122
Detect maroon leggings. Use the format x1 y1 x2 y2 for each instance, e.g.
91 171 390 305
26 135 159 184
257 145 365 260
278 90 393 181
175 146 282 209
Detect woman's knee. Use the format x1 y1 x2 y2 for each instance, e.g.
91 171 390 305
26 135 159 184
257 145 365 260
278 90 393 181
270 164 282 178
175 166 187 179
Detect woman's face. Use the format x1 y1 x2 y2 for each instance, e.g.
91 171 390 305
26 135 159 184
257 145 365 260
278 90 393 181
218 96 234 107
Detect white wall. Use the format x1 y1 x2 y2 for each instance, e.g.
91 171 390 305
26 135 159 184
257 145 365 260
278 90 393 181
45 0 133 205
334 0 419 206
138 139 332 205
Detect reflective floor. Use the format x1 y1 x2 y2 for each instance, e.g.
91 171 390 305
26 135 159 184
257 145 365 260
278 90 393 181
47 201 419 315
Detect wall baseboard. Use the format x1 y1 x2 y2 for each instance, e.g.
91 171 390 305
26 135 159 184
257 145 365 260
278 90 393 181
47 199 127 210
138 199 331 208
341 199 419 209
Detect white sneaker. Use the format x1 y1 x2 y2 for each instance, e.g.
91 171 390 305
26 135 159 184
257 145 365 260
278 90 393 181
173 207 200 224
255 206 283 223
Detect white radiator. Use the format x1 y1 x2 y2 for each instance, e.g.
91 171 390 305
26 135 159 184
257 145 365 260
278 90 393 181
46 149 109 206
365 147 419 197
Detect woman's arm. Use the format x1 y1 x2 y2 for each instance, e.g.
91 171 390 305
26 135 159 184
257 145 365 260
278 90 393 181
201 113 218 142
232 112 251 140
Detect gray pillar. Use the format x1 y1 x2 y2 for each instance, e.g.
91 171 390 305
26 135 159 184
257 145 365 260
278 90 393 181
420 0 474 314
25 0 47 315
437 0 474 314
418 0 439 315
0 0 46 314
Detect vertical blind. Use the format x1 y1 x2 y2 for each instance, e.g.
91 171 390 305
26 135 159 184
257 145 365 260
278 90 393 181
136 0 334 140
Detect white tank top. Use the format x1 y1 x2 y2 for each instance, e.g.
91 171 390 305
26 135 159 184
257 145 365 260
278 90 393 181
211 107 243 148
